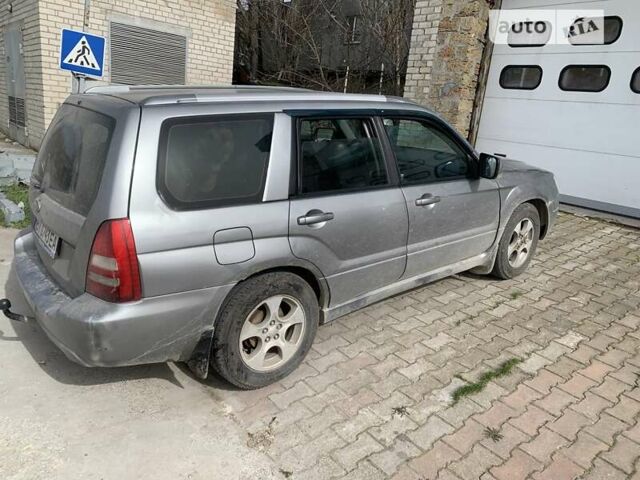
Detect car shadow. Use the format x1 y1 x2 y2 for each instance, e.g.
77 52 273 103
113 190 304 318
2 264 183 388
174 362 243 392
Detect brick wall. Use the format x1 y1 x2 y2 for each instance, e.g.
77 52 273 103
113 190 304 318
1 0 236 149
405 0 490 138
404 0 444 106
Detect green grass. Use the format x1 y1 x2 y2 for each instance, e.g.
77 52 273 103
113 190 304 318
510 291 523 300
0 183 31 229
451 358 522 405
483 426 503 442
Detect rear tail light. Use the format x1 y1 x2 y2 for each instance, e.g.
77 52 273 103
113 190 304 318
86 219 141 302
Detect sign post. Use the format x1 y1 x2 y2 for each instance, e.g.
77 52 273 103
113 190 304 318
59 28 106 93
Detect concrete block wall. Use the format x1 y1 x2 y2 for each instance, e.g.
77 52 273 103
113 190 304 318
405 0 491 138
1 0 236 150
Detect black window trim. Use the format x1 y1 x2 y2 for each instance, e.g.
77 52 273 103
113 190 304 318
378 111 480 187
631 67 640 94
156 112 275 211
290 113 399 199
499 65 543 90
558 64 611 93
508 20 552 48
568 15 623 46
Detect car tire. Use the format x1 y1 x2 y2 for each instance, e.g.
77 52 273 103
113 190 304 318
211 272 319 390
492 203 540 280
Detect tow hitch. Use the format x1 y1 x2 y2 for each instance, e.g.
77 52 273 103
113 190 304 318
0 299 30 323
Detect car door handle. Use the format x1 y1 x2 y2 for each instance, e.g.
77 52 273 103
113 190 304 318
297 210 335 226
415 194 441 207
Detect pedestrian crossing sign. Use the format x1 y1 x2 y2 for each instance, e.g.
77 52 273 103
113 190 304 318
59 28 105 78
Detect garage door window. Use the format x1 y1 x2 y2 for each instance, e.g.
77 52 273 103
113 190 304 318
632 68 640 94
559 65 610 92
508 21 552 47
500 66 543 90
568 16 623 45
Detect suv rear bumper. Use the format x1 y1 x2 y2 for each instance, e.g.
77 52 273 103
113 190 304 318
10 231 232 367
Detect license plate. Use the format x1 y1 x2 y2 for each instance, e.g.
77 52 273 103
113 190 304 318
34 220 60 258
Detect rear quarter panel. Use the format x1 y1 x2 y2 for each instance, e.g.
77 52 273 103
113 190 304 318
128 103 324 302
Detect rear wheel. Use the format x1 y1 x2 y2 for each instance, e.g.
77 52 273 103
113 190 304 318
211 272 318 389
492 203 540 279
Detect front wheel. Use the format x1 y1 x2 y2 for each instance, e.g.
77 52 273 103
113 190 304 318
492 203 540 279
211 272 318 389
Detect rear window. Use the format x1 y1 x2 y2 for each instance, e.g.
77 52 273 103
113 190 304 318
33 104 115 216
158 114 274 209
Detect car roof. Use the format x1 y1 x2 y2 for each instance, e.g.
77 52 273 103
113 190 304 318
82 84 422 108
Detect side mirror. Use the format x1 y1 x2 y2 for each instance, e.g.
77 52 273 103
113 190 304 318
479 153 500 179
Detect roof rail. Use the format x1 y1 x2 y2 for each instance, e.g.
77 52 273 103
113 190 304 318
84 84 312 94
84 85 132 94
144 92 392 106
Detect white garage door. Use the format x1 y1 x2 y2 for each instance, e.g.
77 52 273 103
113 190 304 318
476 0 640 218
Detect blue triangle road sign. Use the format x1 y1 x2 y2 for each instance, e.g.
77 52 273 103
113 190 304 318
59 28 106 78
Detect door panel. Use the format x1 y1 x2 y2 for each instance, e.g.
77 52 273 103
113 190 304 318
289 189 408 306
402 179 499 278
382 116 500 278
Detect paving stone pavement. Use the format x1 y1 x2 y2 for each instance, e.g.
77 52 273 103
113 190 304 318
209 213 640 480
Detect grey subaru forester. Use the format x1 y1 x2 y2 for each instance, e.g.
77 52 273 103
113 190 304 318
2 86 559 389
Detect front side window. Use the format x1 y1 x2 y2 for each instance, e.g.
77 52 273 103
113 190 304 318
383 118 471 184
631 67 640 94
568 16 623 45
500 65 543 90
299 118 387 194
559 65 610 92
158 114 274 209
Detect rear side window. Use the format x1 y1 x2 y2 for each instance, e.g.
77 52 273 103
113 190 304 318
559 65 610 92
631 67 640 93
500 66 543 90
33 104 115 216
298 117 387 195
158 114 274 209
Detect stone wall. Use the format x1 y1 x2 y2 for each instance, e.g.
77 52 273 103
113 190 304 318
1 0 236 150
405 0 491 138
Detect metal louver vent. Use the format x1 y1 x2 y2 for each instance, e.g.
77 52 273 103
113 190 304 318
8 96 26 127
110 22 187 85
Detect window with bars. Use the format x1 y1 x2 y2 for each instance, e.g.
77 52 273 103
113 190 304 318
110 22 187 85
8 96 26 127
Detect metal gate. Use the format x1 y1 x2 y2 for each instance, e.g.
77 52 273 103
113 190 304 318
4 22 27 145
476 0 640 218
